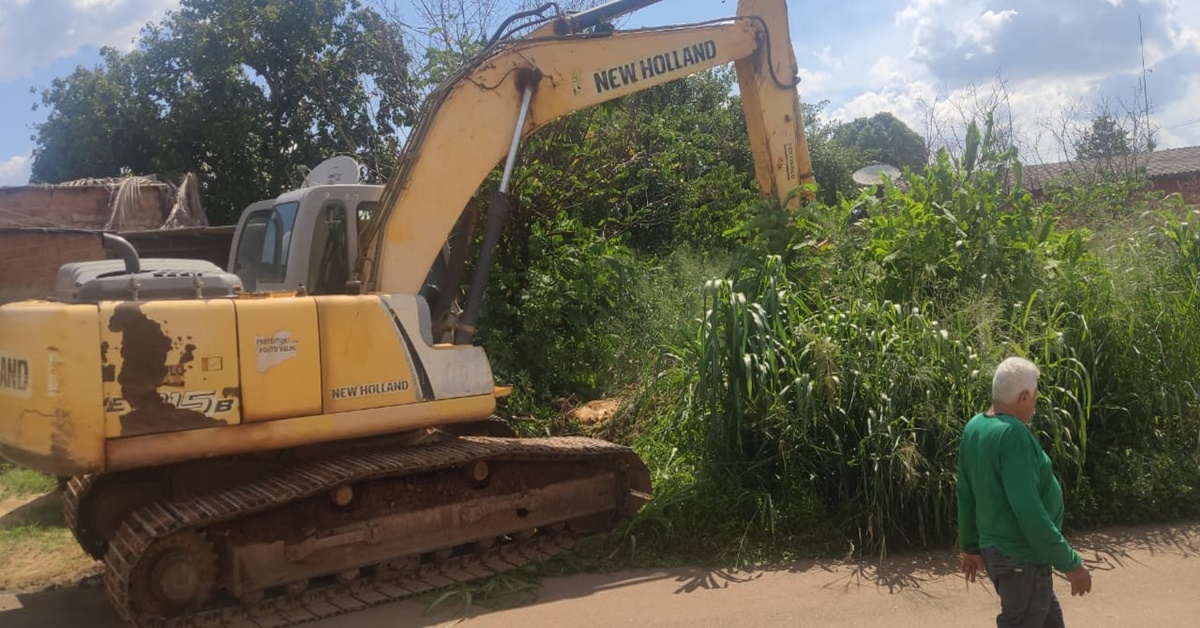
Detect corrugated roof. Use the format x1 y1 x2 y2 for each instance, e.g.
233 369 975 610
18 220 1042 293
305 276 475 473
1024 145 1200 190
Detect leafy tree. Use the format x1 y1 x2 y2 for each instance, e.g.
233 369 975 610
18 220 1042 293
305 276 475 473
475 70 871 406
804 100 870 205
832 111 929 172
395 0 591 94
28 47 165 185
514 68 760 252
477 69 760 405
31 0 418 223
1074 114 1134 161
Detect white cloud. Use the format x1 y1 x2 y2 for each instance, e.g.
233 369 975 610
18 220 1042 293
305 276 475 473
811 45 843 72
798 67 834 95
830 73 1142 164
75 0 124 8
831 81 939 137
868 55 916 87
0 0 178 80
791 14 925 108
827 0 1195 164
1153 73 1200 148
0 154 32 187
898 0 1194 85
897 0 951 25
964 10 1019 53
1165 0 1200 50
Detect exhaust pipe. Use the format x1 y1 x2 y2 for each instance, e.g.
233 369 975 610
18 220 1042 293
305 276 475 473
100 233 141 274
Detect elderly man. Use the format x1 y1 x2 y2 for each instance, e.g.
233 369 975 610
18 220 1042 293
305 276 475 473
957 356 1092 627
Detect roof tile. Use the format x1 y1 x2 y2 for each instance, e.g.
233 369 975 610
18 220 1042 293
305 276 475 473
1024 145 1200 189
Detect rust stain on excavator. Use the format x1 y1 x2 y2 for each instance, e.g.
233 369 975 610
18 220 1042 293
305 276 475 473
100 340 115 382
163 339 196 387
107 303 222 437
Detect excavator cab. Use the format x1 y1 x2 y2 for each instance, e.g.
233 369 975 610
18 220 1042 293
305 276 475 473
228 184 380 295
226 177 453 346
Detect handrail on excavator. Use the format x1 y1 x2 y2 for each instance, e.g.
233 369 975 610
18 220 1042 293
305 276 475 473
558 0 666 34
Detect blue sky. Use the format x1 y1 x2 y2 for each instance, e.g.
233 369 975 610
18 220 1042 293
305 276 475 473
2 0 1199 186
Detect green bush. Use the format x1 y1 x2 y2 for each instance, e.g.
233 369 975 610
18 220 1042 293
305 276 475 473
482 211 640 413
476 105 1200 564
619 113 1200 561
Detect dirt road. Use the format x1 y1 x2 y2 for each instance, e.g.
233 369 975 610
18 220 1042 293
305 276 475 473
1 521 1196 627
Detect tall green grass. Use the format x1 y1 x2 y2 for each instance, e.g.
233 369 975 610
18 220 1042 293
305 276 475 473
492 113 1200 564
0 462 58 499
615 115 1200 561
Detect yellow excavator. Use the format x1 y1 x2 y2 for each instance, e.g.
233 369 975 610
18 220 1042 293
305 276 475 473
0 0 815 625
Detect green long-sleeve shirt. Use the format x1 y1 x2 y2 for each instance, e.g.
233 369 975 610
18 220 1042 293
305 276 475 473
956 412 1082 573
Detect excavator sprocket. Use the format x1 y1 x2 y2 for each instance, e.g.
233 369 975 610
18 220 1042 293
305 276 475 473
90 435 650 627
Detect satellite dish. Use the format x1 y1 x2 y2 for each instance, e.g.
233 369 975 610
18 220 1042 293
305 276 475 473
852 163 902 186
303 156 361 187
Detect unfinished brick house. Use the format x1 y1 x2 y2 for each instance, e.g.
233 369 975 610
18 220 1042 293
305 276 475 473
0 176 231 303
1023 145 1200 206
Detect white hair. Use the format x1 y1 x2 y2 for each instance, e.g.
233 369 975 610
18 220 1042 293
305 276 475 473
992 356 1040 404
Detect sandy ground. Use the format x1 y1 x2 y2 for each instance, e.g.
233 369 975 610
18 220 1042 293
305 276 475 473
1 521 1196 627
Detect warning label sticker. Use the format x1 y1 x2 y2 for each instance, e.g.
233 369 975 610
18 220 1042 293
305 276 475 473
255 332 299 372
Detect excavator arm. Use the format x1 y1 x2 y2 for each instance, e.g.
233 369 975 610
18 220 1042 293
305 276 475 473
359 0 814 297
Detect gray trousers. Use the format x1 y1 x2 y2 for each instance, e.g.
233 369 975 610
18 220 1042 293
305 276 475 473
981 547 1066 628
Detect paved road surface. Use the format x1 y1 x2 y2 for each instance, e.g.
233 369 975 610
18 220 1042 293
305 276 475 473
2 522 1196 627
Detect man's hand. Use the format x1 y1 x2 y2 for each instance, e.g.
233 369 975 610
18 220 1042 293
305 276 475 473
1065 566 1092 596
960 552 984 583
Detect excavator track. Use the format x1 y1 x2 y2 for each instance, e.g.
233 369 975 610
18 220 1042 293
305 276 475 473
97 435 650 627
63 474 99 553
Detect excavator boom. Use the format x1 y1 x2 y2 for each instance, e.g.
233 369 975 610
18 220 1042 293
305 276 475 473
360 0 813 294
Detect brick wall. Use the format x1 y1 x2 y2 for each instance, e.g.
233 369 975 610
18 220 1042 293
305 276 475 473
0 227 235 304
0 231 105 303
1154 173 1200 206
0 184 167 230
122 226 235 268
0 184 230 304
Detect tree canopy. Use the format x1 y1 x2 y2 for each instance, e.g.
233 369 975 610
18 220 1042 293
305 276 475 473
832 111 929 172
1073 114 1135 161
30 0 417 223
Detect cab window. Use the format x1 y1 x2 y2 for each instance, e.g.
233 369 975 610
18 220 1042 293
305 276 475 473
232 201 300 291
307 201 351 294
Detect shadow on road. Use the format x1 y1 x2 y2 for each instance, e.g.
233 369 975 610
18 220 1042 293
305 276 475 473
3 521 1197 628
669 567 763 594
1072 521 1200 572
0 584 123 628
801 521 1200 599
809 551 961 597
0 492 62 529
